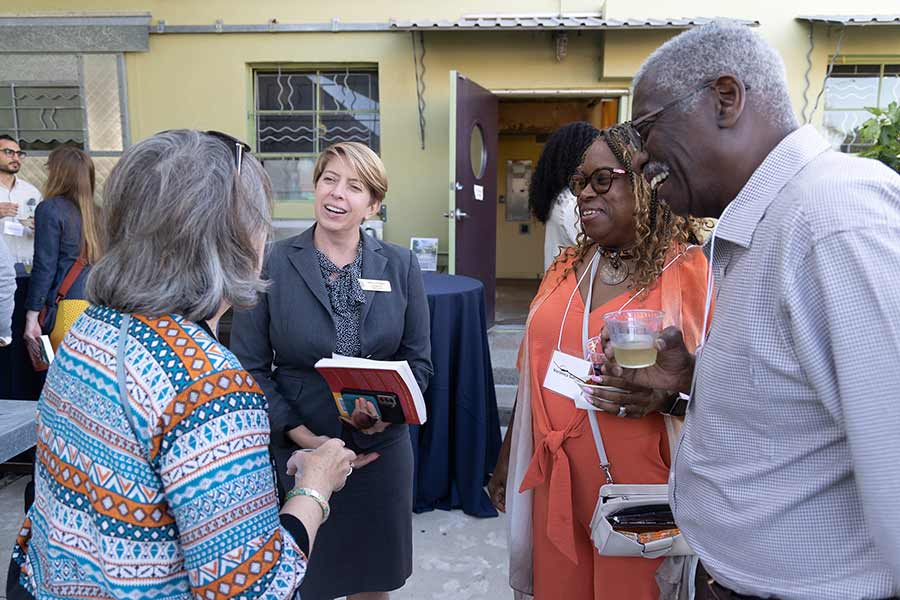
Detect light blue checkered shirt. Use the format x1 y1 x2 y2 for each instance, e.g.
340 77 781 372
672 125 900 600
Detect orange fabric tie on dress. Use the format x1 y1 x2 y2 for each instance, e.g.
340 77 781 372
519 412 586 565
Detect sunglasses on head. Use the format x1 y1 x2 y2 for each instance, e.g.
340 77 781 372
205 130 251 175
155 129 251 174
569 167 627 197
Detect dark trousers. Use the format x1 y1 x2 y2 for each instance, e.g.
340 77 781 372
694 562 773 600
695 562 899 600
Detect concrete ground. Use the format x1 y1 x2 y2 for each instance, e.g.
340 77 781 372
0 474 512 600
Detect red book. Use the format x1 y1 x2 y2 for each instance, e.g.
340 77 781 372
315 355 427 426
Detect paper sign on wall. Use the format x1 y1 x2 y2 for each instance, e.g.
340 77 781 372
473 184 484 201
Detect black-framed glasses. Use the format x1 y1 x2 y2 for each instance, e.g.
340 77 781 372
205 130 251 175
629 81 751 148
0 148 26 158
569 167 627 196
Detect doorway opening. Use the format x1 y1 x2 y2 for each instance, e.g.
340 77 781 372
494 96 621 325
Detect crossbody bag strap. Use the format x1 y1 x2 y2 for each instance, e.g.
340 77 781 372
581 255 614 484
55 253 87 303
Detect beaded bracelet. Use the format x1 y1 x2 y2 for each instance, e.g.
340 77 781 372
286 487 330 522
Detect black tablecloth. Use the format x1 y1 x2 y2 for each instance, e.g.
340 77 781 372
0 275 44 401
411 273 501 518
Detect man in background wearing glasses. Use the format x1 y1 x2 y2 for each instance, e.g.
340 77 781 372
0 134 42 274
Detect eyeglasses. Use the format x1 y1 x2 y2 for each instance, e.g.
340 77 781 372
0 148 26 158
569 167 628 196
629 80 751 148
205 130 251 175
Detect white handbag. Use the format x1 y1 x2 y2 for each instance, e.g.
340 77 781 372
586 410 694 558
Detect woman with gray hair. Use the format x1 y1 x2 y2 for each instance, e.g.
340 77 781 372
8 129 354 600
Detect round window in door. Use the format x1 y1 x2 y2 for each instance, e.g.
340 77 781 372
470 123 486 179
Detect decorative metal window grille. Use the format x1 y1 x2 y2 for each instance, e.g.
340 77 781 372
253 68 380 201
0 83 86 150
823 63 900 153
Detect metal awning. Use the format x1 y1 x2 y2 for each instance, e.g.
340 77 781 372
389 15 759 31
0 12 151 52
796 14 900 26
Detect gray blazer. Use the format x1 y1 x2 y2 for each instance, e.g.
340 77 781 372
230 225 433 451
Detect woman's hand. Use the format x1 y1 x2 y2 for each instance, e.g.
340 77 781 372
487 456 509 513
600 326 695 395
287 425 330 450
349 396 379 430
348 397 393 435
24 310 42 348
487 403 515 513
287 438 356 498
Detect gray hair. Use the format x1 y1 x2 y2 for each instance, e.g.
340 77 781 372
634 20 798 131
87 129 272 321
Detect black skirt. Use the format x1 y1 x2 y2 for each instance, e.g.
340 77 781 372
274 425 414 600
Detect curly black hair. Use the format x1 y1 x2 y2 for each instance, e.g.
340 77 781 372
528 121 599 223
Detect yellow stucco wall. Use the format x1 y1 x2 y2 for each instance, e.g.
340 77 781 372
19 0 900 275
116 28 613 259
496 135 547 279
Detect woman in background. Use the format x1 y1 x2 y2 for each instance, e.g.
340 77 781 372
22 146 100 350
529 122 599 270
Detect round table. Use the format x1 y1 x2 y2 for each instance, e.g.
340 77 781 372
410 273 502 518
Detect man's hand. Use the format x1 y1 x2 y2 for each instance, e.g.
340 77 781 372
0 202 18 218
600 326 695 395
580 378 673 418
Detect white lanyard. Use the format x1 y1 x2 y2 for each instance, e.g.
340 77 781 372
565 245 697 483
555 245 699 354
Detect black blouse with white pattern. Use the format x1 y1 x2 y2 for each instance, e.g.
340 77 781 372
317 241 366 357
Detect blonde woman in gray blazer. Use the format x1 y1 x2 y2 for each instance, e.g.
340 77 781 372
232 142 432 600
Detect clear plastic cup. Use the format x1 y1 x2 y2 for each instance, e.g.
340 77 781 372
602 309 665 368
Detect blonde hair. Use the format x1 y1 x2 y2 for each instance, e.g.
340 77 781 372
313 142 388 203
43 146 101 264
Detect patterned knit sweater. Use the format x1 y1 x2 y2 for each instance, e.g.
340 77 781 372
11 305 308 599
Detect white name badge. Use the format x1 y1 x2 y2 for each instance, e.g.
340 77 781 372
359 278 392 292
3 219 24 237
543 350 600 410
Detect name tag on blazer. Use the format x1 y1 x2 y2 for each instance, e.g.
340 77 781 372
359 278 392 292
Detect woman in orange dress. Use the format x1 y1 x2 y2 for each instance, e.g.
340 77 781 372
489 123 710 599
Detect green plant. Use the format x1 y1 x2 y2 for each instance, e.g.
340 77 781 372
858 101 900 172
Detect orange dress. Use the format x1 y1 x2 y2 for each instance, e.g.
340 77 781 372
519 246 708 600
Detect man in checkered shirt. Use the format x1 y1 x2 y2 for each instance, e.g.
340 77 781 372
595 21 900 600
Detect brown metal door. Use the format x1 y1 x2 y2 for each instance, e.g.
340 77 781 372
448 71 498 325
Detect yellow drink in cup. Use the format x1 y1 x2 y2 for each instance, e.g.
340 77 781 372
603 310 665 369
